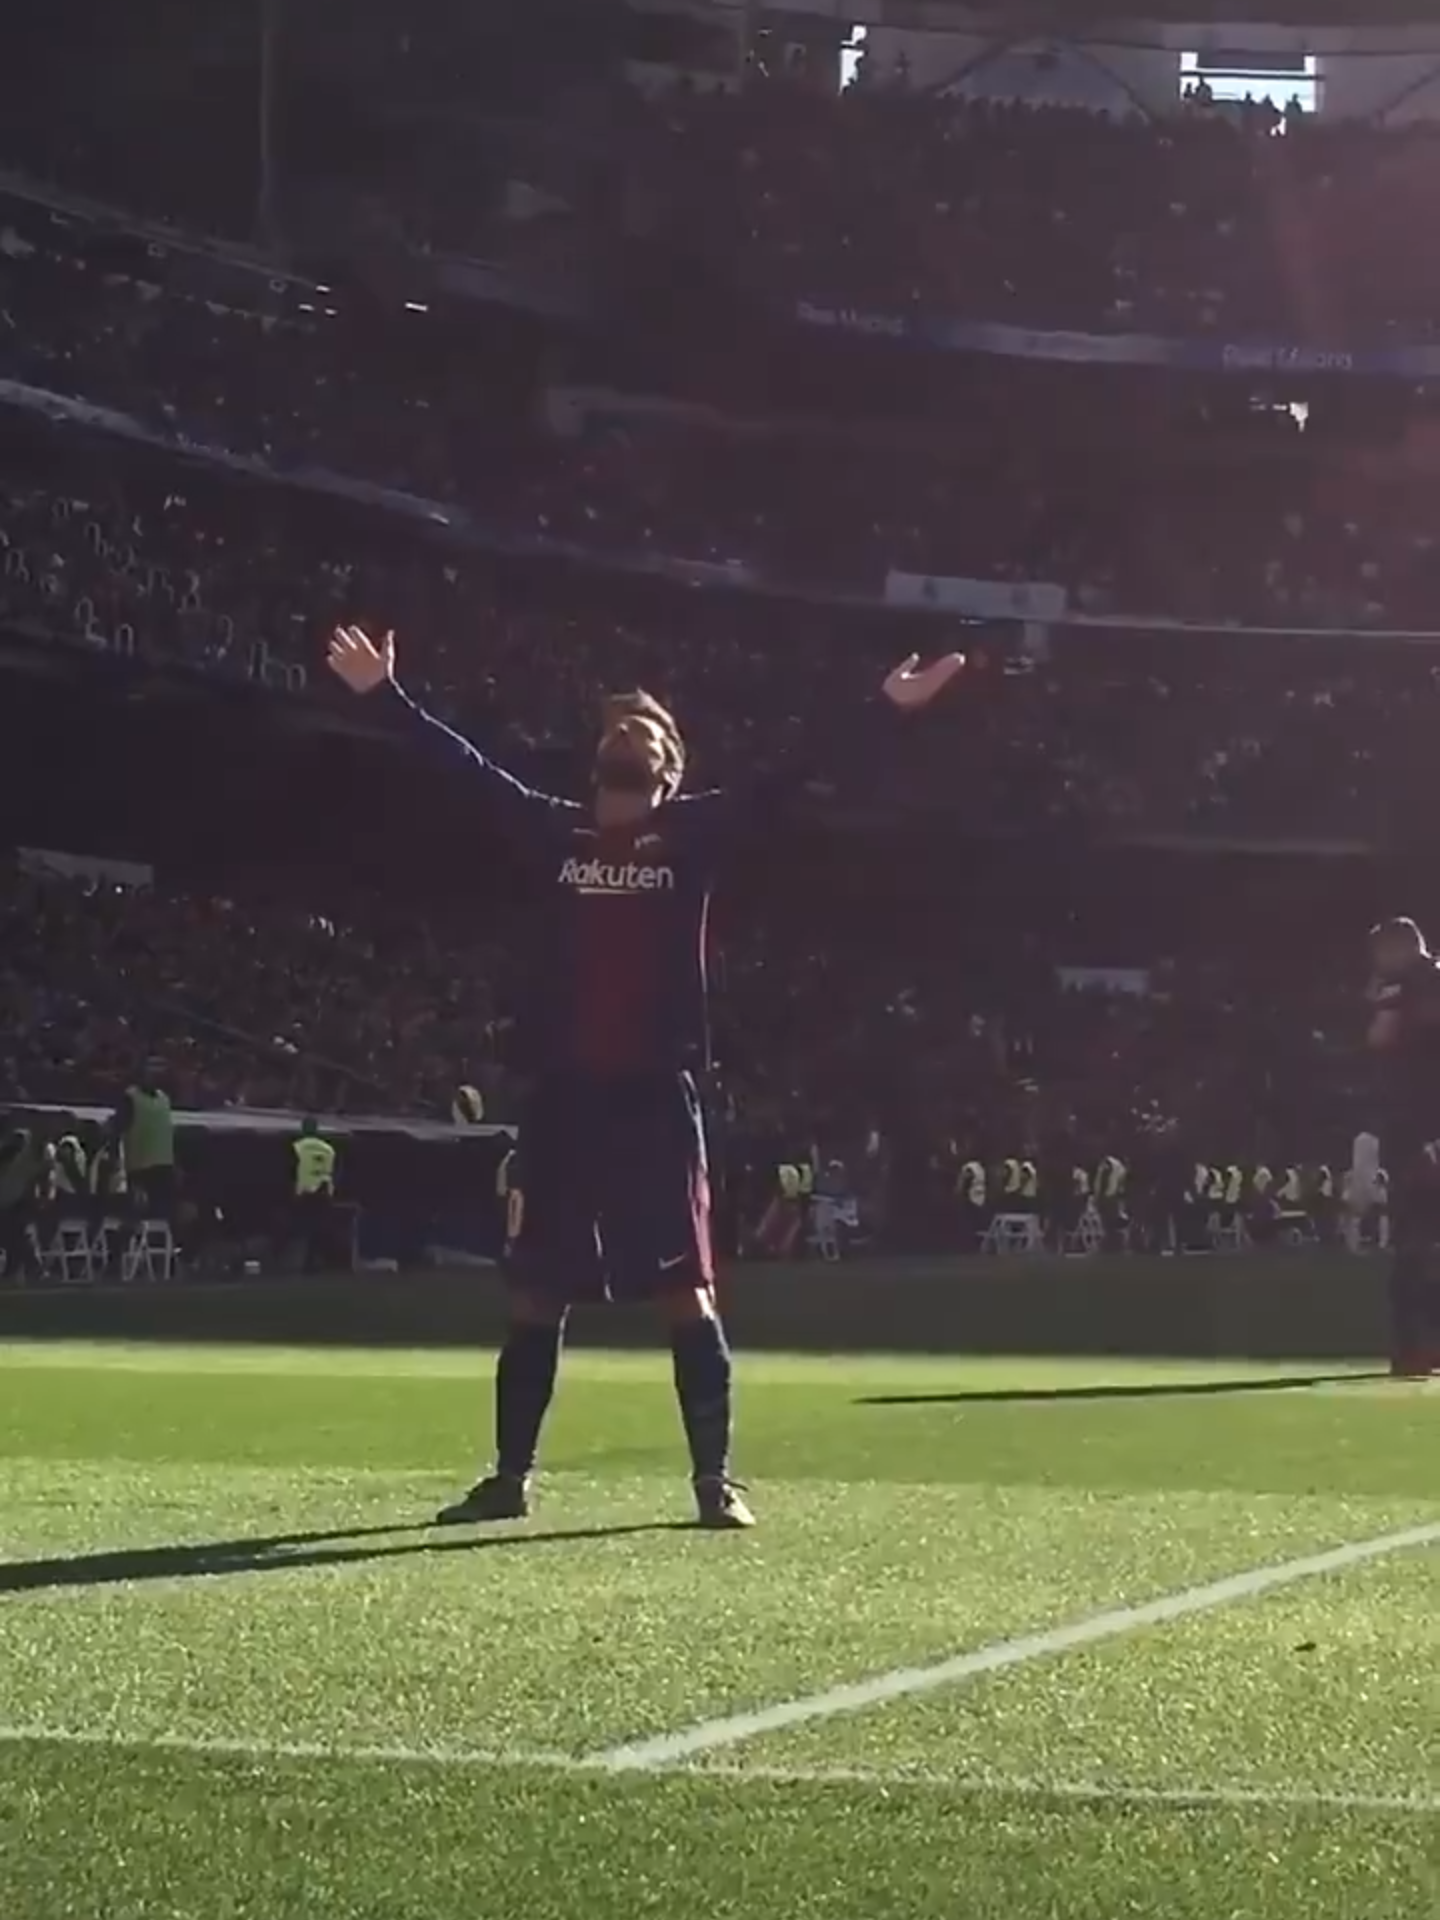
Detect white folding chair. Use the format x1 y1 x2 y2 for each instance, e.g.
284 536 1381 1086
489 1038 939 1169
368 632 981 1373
91 1214 128 1276
807 1196 858 1264
1061 1204 1104 1257
121 1219 178 1284
1207 1210 1249 1254
41 1220 96 1285
981 1212 1045 1255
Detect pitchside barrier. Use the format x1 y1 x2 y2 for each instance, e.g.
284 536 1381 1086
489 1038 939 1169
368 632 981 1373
0 1255 1389 1359
21 1103 517 1263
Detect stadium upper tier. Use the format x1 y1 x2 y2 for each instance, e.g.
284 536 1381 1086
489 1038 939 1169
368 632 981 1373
2 180 1439 635
5 83 1440 856
6 85 1440 349
1 418 1435 847
647 90 1440 348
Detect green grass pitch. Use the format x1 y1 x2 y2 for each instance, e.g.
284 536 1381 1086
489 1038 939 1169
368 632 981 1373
0 1340 1435 1918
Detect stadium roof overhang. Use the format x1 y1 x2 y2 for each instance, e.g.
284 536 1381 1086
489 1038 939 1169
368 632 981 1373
891 1 1440 27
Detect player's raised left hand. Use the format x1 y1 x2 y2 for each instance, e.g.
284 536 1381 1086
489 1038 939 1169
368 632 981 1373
328 624 395 695
881 652 967 712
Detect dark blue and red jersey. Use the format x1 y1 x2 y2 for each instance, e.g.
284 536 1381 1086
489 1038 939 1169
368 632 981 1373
379 679 892 1076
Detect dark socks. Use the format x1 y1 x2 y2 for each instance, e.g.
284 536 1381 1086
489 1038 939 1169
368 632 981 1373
671 1314 733 1481
494 1321 563 1479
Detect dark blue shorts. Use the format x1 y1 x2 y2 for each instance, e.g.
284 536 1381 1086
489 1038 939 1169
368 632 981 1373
505 1071 714 1305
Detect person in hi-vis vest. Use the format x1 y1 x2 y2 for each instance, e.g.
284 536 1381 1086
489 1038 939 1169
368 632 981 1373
1343 1131 1389 1252
49 1119 90 1226
997 1155 1040 1217
1061 1160 1092 1243
754 1159 810 1259
956 1153 989 1250
1093 1154 1128 1252
108 1072 176 1218
290 1118 338 1274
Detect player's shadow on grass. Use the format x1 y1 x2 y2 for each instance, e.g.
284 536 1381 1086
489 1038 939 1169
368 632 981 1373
0 1520 691 1597
858 1371 1385 1408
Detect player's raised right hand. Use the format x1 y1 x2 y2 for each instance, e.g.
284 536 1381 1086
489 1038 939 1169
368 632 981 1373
328 624 395 694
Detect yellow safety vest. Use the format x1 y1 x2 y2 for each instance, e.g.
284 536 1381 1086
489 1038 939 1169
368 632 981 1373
1278 1167 1303 1206
778 1164 801 1200
29 1142 57 1204
1206 1167 1226 1202
1224 1166 1244 1207
293 1137 337 1195
496 1150 517 1200
958 1160 986 1204
1096 1157 1126 1199
1071 1166 1091 1198
54 1135 89 1196
125 1086 174 1174
1316 1166 1334 1199
1019 1160 1039 1201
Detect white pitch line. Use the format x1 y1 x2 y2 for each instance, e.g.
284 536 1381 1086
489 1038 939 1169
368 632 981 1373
0 1726 573 1768
694 1765 1440 1817
590 1519 1440 1770
0 1725 1434 1817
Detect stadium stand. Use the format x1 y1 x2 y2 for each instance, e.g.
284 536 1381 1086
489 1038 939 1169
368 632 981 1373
5 182 1440 629
3 420 1435 840
2 14 1436 1258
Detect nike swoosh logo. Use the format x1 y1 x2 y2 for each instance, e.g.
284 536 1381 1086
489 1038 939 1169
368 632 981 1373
659 1253 690 1271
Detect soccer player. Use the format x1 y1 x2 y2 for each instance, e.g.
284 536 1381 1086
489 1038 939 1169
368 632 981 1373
1365 916 1440 1377
328 623 965 1526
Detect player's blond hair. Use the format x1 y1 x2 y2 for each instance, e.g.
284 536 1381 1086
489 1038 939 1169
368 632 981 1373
601 689 686 796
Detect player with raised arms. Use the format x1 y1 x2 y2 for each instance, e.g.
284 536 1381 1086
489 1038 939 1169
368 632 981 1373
328 623 965 1527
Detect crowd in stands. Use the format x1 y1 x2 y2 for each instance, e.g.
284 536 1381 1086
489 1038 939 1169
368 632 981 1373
642 88 1440 346
7 179 1440 638
0 860 1371 1179
0 199 525 496
1 42 1435 1182
6 421 1440 843
12 58 1440 347
647 92 1288 337
0 866 508 1120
